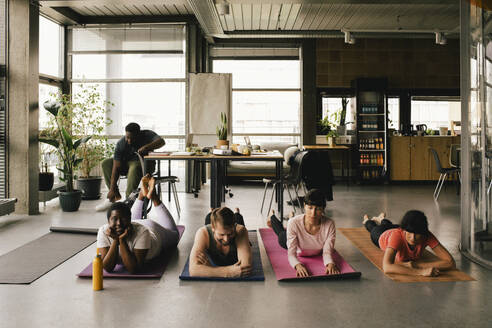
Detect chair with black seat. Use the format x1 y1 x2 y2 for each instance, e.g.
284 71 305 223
430 148 460 200
260 150 308 216
135 152 181 217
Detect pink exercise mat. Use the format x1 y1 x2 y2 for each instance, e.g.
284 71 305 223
259 228 361 281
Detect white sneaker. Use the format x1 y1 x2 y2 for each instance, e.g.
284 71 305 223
95 199 112 212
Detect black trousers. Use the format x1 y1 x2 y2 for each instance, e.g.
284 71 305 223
204 212 245 227
364 219 399 247
270 214 287 249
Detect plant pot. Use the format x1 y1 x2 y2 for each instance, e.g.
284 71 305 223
76 176 102 200
58 189 83 212
337 125 347 136
39 172 54 191
327 137 335 147
216 139 229 148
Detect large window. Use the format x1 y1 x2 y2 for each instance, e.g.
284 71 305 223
411 98 460 131
39 16 63 78
213 57 301 145
388 97 400 130
69 25 186 140
39 16 64 182
69 25 187 190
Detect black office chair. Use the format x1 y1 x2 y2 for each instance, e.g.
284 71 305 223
430 148 460 200
260 150 308 216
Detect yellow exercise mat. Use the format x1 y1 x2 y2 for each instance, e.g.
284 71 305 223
339 227 475 282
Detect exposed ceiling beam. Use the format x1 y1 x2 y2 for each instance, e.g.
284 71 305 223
187 0 223 43
50 7 84 24
39 6 80 25
226 0 456 4
80 15 196 25
39 0 188 6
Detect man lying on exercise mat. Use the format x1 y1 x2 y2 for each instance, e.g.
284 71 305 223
363 210 455 277
96 175 179 273
189 207 252 278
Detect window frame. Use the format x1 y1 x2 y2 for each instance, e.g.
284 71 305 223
67 24 188 144
211 56 301 142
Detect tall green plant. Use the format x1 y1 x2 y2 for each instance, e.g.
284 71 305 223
39 99 91 192
70 84 114 177
216 112 228 140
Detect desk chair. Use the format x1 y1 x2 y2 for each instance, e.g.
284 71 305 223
135 152 181 217
260 151 308 216
430 148 460 200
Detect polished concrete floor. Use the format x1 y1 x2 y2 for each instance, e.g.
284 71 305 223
0 182 490 328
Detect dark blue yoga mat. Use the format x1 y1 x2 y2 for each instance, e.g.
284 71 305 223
179 231 265 281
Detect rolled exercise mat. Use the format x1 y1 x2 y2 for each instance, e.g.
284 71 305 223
179 231 265 281
259 228 361 281
0 232 96 284
50 226 98 235
339 227 475 282
78 225 185 279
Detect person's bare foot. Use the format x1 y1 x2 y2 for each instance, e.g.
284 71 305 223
284 211 295 221
267 209 275 228
373 212 386 225
147 177 156 200
362 214 371 225
141 174 151 197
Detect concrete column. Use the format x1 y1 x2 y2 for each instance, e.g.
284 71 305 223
8 0 39 214
301 39 316 146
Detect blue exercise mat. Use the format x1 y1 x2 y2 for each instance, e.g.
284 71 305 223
179 231 265 281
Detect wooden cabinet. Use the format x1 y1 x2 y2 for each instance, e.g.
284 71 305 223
390 136 460 181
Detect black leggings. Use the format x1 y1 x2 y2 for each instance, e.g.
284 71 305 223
270 214 287 249
364 219 399 247
204 212 245 227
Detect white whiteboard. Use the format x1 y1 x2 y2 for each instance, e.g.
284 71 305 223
189 73 232 135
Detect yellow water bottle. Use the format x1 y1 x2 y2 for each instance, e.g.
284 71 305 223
92 252 103 291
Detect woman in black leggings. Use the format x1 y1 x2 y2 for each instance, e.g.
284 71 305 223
363 212 400 247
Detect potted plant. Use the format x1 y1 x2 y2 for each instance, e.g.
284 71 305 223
70 84 114 200
38 143 55 191
216 112 229 148
39 96 91 212
318 114 339 145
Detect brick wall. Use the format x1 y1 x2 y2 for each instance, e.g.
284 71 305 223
316 38 460 89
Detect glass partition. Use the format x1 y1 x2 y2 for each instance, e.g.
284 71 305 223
461 0 492 268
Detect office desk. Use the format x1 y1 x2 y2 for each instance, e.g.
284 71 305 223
144 153 286 218
303 145 351 186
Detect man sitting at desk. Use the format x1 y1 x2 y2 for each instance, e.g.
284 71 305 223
189 207 252 278
96 122 165 211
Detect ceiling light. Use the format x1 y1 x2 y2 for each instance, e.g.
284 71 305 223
435 32 447 45
344 31 355 44
216 1 230 15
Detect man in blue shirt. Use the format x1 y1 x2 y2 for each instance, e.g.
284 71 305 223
96 123 165 211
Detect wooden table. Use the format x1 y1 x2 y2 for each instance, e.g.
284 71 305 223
303 145 351 186
144 153 286 218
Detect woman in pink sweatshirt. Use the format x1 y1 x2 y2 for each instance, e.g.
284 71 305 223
268 189 339 277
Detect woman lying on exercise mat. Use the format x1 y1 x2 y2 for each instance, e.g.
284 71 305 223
363 210 455 277
96 174 179 273
268 189 339 277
